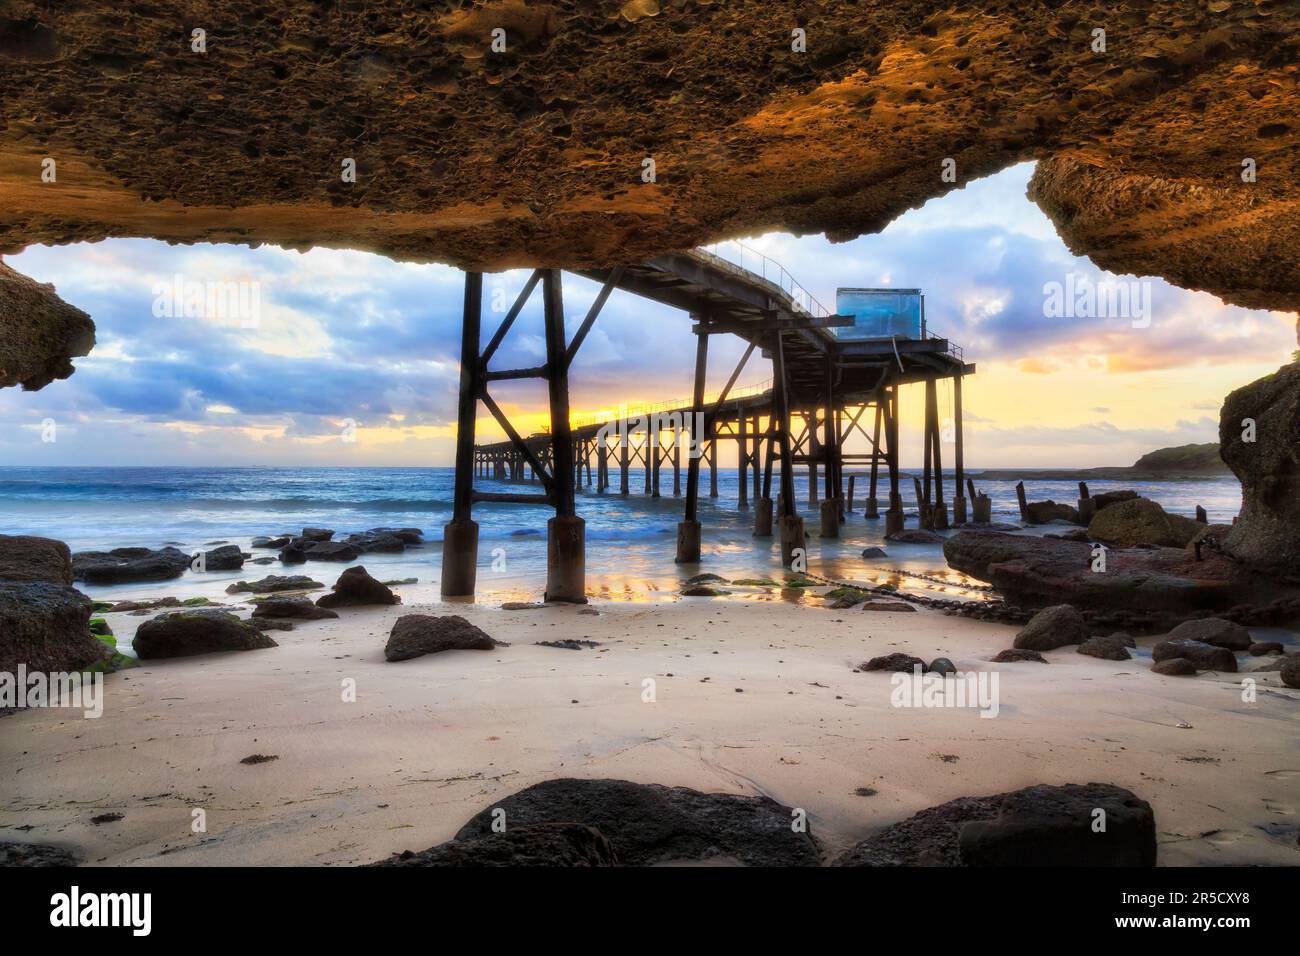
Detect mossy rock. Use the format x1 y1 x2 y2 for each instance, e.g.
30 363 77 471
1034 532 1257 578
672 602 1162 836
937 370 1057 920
87 630 138 672
91 601 114 613
782 578 817 589
825 587 869 600
680 585 731 597
731 578 780 587
89 616 113 637
181 596 217 606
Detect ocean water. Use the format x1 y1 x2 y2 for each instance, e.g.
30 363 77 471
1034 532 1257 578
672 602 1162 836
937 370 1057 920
0 466 1244 607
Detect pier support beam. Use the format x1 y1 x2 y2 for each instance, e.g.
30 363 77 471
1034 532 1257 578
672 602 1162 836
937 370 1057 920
771 331 804 568
926 377 949 530
677 331 709 564
883 382 904 537
737 412 749 509
951 370 967 524
619 436 630 495
441 271 483 598
820 358 840 538
541 270 585 603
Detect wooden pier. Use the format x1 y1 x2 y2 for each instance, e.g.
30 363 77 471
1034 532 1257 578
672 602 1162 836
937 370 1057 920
445 247 974 600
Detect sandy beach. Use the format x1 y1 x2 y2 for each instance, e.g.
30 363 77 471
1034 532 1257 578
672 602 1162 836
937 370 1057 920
4 588 1297 867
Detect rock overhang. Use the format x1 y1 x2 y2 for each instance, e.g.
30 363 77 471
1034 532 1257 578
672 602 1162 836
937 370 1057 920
0 0 1296 388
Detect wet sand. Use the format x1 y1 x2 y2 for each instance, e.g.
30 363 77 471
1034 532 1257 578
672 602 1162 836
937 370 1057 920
2 594 1297 866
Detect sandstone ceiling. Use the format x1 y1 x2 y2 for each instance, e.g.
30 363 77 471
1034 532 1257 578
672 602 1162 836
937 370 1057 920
0 0 1296 333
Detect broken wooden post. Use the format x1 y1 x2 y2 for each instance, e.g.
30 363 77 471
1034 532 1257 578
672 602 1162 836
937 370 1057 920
1015 481 1029 522
1077 480 1096 524
1196 505 1208 524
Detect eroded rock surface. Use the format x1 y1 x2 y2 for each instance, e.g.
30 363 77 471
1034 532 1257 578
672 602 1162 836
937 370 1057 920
0 581 105 674
944 530 1245 612
834 782 1154 866
316 565 399 608
0 259 94 390
1220 361 1300 579
453 777 821 866
71 546 190 585
132 609 276 659
373 823 618 867
383 613 496 661
0 2 1295 317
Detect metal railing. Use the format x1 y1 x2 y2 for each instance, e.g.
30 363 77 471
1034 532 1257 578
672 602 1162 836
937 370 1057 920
924 327 963 362
695 240 833 319
697 242 962 362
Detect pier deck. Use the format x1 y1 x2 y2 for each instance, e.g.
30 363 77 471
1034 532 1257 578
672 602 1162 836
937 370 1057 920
446 244 975 599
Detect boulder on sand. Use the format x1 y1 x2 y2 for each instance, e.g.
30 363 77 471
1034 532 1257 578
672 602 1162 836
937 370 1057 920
0 581 106 674
1087 497 1202 548
344 531 406 553
226 574 323 594
132 609 276 660
372 823 617 867
286 539 361 562
251 597 339 621
1281 655 1300 689
1024 500 1078 524
886 529 944 544
0 842 80 867
1165 617 1251 651
384 614 496 661
833 782 1155 866
943 530 1244 612
1077 635 1131 661
1013 604 1088 651
991 648 1047 664
1219 361 1300 578
278 540 307 564
368 526 424 544
71 546 190 584
452 777 820 867
1152 638 1237 672
200 544 244 571
957 783 1155 867
317 566 399 609
0 534 73 584
1152 657 1198 676
860 653 927 673
1092 489 1139 511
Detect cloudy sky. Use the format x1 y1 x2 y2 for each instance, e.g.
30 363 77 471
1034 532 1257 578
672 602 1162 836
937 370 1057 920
3 162 1294 469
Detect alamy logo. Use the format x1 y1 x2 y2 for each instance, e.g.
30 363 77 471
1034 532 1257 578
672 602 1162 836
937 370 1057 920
890 665 1000 718
0 666 103 718
1043 272 1151 329
151 273 261 328
596 407 707 460
50 886 151 936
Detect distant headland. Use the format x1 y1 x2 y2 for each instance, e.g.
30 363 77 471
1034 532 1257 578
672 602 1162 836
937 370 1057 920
973 443 1231 482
